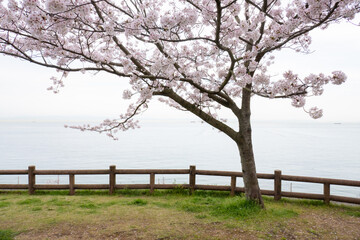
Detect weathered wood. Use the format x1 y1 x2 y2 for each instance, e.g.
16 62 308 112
69 174 75 195
154 184 188 189
34 169 109 175
323 183 330 205
114 183 189 190
74 184 109 189
195 170 274 179
109 165 116 194
1 166 360 205
274 170 282 201
257 173 275 179
196 185 231 191
35 184 69 189
150 173 155 194
115 169 189 174
196 170 243 177
281 175 360 186
0 184 28 189
28 166 35 195
115 184 151 189
281 191 324 200
189 165 196 195
230 176 236 196
0 170 28 175
260 189 275 196
330 195 360 204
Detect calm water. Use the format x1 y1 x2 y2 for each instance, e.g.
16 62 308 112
0 120 359 198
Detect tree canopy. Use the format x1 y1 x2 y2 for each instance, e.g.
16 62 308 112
1 0 358 138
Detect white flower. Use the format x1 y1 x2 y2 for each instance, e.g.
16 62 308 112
291 96 305 108
309 107 323 119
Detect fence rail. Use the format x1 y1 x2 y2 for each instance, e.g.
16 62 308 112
0 165 359 205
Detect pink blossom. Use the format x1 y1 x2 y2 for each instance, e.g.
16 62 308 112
309 107 323 119
0 0 358 137
331 71 347 85
291 96 306 108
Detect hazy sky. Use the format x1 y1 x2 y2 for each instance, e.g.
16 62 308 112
0 19 359 123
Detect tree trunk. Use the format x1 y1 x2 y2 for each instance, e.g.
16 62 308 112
236 125 264 208
236 84 264 208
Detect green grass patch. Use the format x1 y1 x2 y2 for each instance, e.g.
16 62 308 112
195 214 208 219
347 211 360 217
0 191 27 195
174 195 262 219
31 207 42 211
168 185 189 195
210 197 261 218
194 190 236 198
190 196 217 205
46 198 72 207
0 202 11 208
79 202 99 209
117 189 150 196
34 190 70 196
332 203 360 217
152 201 172 208
16 198 42 205
75 190 110 196
99 200 120 207
128 199 148 206
274 197 325 207
178 201 206 213
0 230 17 240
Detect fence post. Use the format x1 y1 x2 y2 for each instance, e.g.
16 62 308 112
109 165 116 194
150 173 155 194
324 183 330 205
230 176 236 197
69 174 75 195
28 166 35 195
274 170 282 201
189 165 196 195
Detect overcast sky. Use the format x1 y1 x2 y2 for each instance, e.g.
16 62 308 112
0 19 359 123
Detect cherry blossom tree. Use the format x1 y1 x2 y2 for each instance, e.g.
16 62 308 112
0 0 359 207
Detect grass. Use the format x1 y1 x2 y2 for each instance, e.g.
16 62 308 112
16 198 42 205
0 189 359 239
128 198 148 206
176 195 262 218
0 230 17 240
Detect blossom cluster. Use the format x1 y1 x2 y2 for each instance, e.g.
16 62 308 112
0 0 358 134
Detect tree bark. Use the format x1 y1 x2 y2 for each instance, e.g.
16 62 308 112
236 85 264 208
236 125 264 208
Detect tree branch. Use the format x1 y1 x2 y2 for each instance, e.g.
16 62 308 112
154 88 237 140
261 2 340 54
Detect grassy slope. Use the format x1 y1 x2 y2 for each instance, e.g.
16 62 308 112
0 189 359 240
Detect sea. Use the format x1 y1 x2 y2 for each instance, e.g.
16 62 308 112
0 120 359 198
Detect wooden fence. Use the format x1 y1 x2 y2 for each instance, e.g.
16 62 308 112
0 165 359 205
